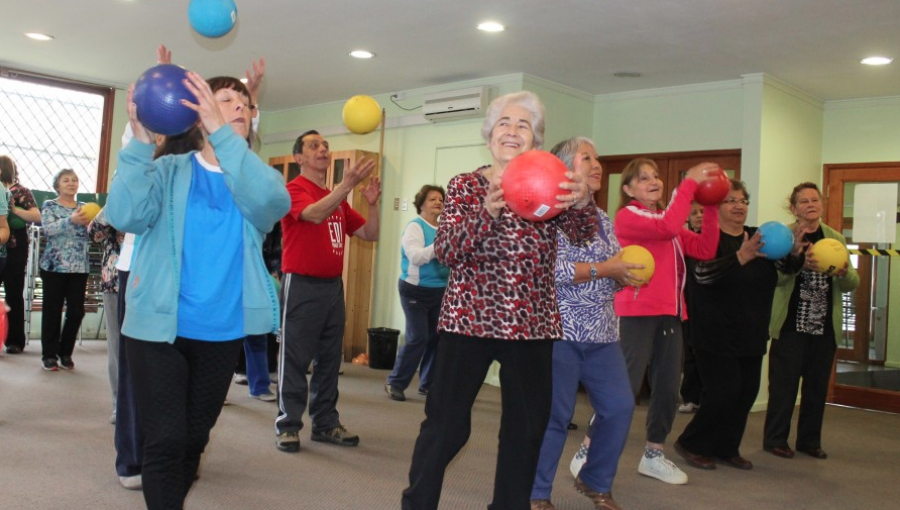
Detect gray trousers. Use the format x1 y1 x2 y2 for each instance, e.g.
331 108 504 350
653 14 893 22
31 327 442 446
103 292 121 412
275 274 345 435
619 315 683 444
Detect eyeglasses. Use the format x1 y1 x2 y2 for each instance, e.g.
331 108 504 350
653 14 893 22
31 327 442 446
723 198 750 206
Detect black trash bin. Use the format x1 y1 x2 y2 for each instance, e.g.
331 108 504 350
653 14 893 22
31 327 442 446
367 327 400 370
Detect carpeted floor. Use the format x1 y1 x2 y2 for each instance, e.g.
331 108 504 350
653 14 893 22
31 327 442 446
1 341 898 510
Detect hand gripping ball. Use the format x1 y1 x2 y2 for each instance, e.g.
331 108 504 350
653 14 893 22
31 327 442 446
81 202 101 223
621 245 655 286
810 238 849 276
342 95 382 134
188 0 238 38
757 221 793 260
501 151 571 222
694 168 730 205
133 64 199 136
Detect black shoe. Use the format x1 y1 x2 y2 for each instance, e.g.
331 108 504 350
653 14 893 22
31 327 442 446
42 358 59 371
6 345 23 354
385 384 405 401
58 355 74 370
418 388 429 396
311 425 359 446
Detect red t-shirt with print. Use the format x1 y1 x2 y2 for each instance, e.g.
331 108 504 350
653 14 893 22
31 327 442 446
281 175 365 278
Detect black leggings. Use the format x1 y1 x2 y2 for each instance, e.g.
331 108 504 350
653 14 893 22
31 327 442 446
125 335 242 510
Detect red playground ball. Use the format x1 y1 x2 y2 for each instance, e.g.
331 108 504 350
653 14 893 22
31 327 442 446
0 301 8 352
132 64 199 136
501 151 571 222
694 168 730 205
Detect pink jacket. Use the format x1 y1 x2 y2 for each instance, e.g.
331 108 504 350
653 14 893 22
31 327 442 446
613 179 719 319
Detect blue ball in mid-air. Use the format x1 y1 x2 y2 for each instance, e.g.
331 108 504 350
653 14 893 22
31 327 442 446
757 221 793 260
132 64 199 136
188 0 238 38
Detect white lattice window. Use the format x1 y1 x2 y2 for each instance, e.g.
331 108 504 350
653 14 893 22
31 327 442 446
0 71 112 193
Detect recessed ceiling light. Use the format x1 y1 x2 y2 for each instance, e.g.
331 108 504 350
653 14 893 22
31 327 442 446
477 21 505 32
614 72 642 78
861 56 893 66
350 50 375 59
25 32 54 41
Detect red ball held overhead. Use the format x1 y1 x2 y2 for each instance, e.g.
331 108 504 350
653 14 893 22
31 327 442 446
501 150 571 222
694 168 730 206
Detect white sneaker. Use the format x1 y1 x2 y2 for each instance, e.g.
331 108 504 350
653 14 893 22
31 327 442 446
569 443 589 478
119 475 142 490
638 453 688 485
251 392 277 402
678 402 699 414
233 374 248 385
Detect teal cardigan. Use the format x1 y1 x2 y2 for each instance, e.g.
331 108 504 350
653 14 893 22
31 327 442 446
106 125 291 343
769 222 860 340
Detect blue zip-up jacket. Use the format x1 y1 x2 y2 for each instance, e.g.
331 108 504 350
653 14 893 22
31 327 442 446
105 125 291 343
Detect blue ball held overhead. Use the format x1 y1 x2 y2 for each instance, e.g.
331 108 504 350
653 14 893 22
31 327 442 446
132 64 199 136
757 221 793 260
188 0 238 38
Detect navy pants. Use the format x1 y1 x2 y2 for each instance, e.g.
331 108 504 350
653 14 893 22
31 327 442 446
531 341 634 498
114 271 143 478
387 280 445 392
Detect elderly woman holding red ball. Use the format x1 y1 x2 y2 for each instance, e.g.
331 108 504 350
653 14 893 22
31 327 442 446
401 91 596 510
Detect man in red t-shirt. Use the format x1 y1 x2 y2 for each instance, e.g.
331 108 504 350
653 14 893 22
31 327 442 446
275 130 381 453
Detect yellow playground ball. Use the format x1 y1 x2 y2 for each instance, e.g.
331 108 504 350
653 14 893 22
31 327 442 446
810 238 848 276
342 95 382 134
81 202 101 222
621 245 655 286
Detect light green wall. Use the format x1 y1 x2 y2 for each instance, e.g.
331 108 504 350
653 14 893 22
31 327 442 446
823 97 900 163
592 81 744 156
755 76 824 226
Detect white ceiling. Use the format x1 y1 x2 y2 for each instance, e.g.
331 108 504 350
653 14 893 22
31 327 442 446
3 0 899 111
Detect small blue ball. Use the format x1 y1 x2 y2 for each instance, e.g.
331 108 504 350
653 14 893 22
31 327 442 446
133 64 199 136
758 221 793 260
188 0 237 38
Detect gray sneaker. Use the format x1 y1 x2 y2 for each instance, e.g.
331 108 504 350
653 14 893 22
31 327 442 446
276 431 300 453
311 425 359 446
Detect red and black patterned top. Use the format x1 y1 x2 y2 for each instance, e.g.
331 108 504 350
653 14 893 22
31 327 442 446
435 167 597 341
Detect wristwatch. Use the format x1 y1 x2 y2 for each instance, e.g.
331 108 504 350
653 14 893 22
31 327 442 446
589 264 598 281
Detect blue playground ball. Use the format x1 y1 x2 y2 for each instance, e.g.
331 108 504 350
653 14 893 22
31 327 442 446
188 0 238 38
757 221 793 260
132 64 199 136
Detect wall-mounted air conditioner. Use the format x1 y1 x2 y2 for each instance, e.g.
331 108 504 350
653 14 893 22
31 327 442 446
423 86 489 122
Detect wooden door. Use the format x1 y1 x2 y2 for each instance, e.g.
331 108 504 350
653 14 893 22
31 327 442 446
268 150 381 362
597 149 741 214
331 150 380 361
824 162 900 414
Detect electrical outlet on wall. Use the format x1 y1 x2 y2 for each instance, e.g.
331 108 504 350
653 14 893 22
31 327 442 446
401 199 409 211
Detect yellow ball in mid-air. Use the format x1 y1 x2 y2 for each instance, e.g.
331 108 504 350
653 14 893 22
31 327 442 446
342 95 382 134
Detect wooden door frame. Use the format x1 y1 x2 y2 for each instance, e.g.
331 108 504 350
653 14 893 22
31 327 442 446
597 149 741 211
823 162 900 414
